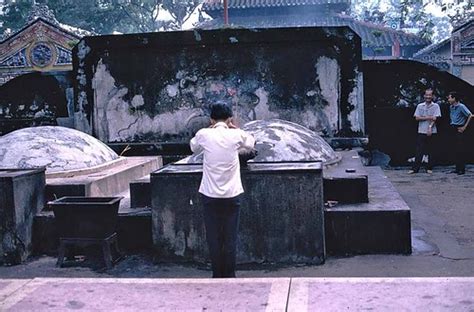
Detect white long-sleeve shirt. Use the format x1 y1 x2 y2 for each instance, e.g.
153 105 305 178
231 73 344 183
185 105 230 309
190 122 255 198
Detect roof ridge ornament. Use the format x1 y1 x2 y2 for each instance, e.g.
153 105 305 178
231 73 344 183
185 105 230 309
27 3 60 26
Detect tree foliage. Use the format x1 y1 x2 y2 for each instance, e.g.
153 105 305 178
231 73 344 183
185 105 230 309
0 0 204 38
351 0 473 42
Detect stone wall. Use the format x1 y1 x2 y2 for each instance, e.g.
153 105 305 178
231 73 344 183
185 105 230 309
73 27 363 143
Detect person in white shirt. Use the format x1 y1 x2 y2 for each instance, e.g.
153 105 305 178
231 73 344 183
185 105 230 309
190 102 255 278
409 89 441 174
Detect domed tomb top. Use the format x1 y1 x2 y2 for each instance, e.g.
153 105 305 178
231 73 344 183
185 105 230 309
0 126 119 173
182 119 340 164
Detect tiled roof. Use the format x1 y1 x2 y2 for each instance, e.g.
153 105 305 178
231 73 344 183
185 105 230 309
199 15 430 47
412 38 450 58
452 18 473 33
341 16 430 46
203 0 350 11
0 18 87 44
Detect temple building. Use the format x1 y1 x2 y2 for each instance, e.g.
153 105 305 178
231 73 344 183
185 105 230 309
0 5 90 85
451 20 474 84
201 0 430 59
0 4 92 135
413 19 474 85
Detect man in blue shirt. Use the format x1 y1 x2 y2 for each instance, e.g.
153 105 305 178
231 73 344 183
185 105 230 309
448 91 472 175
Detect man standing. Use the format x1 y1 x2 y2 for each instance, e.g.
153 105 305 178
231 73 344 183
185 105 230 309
447 91 472 175
409 89 441 174
190 102 255 278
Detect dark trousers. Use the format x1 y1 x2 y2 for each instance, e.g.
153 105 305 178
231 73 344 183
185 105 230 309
452 127 466 173
201 194 241 278
412 133 435 172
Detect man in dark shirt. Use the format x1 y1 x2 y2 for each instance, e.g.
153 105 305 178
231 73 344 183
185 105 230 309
447 91 472 175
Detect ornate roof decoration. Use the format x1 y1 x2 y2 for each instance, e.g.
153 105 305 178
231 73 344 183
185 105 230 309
27 3 60 26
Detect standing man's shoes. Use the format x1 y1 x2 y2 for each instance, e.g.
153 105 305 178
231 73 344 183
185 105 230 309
426 170 433 174
408 170 417 174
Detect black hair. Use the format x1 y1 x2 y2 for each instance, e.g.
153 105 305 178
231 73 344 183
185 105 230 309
210 101 233 121
448 91 459 101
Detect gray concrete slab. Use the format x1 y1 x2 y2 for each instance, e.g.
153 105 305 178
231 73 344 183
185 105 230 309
0 277 473 311
0 280 31 303
46 156 161 201
288 277 474 311
0 278 290 311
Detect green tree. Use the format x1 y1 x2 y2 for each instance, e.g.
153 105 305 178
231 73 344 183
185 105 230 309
0 0 204 38
1 1 35 38
351 0 473 42
49 0 127 34
116 0 203 32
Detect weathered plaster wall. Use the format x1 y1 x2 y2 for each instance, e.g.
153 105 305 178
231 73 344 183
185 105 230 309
364 60 474 165
73 27 363 143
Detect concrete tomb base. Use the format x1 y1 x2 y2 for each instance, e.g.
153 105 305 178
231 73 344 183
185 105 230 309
325 166 412 255
151 162 325 264
322 150 411 255
0 169 45 265
32 150 411 261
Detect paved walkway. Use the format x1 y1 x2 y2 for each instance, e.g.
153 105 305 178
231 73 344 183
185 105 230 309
1 277 473 311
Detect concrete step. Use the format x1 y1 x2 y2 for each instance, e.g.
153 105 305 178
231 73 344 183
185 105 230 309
325 166 411 256
323 150 368 204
